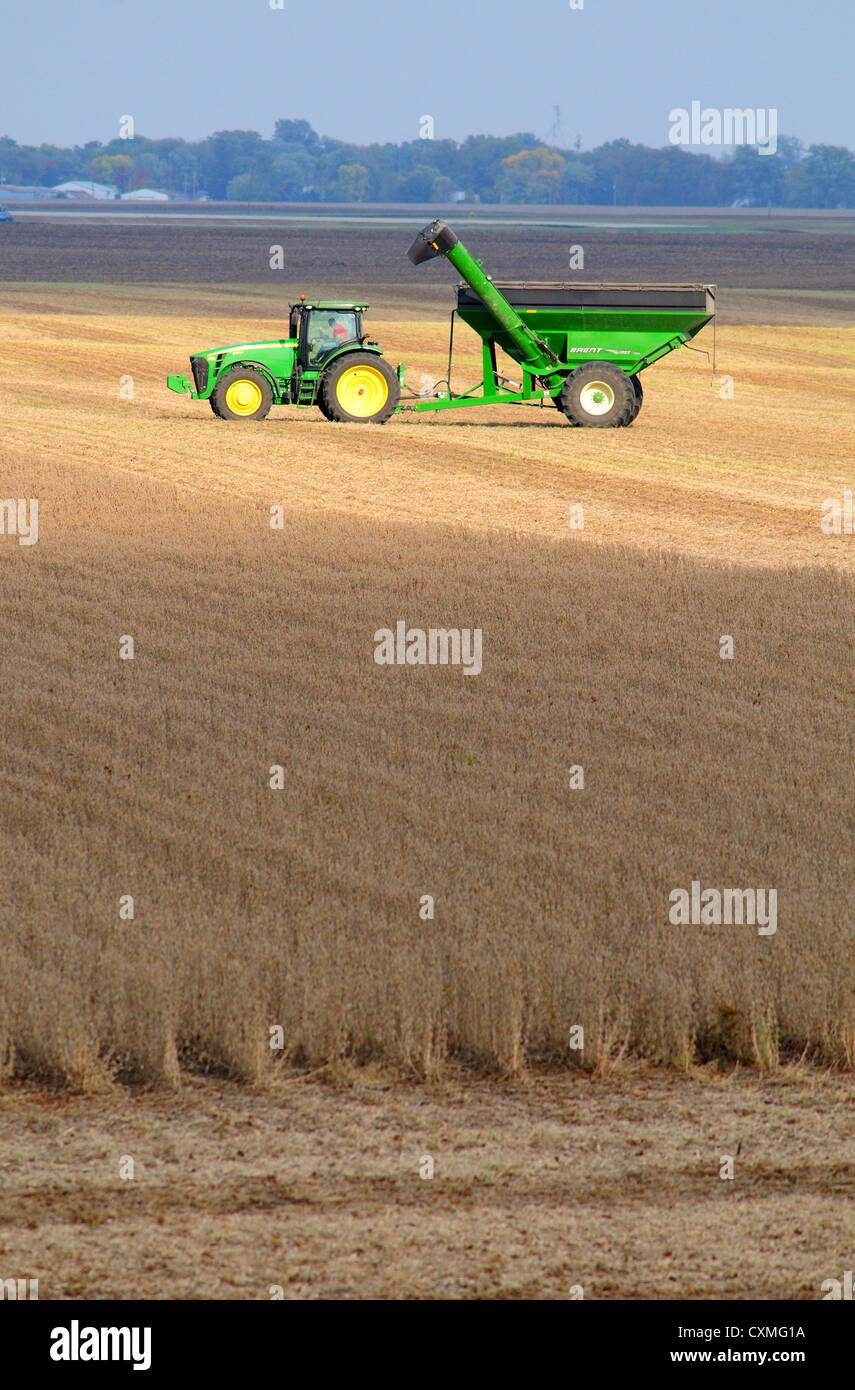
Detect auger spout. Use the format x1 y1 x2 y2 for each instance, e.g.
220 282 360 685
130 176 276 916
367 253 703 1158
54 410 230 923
407 219 563 384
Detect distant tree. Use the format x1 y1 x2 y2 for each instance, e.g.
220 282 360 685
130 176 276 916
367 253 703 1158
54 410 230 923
3 121 853 207
798 145 855 207
272 149 315 199
457 132 540 200
393 165 443 201
782 163 815 207
273 119 321 153
496 147 565 203
560 154 594 203
330 162 370 201
90 153 134 190
726 146 783 206
431 173 456 202
202 130 265 199
225 166 279 201
775 135 805 171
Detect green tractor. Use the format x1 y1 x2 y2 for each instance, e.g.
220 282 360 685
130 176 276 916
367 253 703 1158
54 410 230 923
167 295 401 423
168 220 715 428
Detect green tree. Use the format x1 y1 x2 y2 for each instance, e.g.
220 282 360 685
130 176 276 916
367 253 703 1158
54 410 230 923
201 130 265 199
798 145 855 207
272 149 315 199
273 119 321 153
727 146 783 206
330 162 370 201
226 168 279 201
560 155 594 203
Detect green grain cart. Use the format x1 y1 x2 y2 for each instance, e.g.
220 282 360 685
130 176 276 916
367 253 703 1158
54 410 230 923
167 219 715 427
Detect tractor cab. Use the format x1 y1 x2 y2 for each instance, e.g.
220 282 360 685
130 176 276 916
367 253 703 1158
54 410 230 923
289 299 369 369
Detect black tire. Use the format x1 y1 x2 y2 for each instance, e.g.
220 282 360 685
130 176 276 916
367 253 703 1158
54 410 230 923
559 363 636 428
316 393 334 420
551 385 579 425
320 352 399 424
211 366 273 422
624 373 643 426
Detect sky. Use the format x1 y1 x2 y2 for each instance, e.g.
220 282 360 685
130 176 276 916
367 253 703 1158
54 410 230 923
0 0 851 152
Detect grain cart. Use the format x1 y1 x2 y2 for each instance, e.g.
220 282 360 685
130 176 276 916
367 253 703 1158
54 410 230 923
404 220 716 426
166 220 714 426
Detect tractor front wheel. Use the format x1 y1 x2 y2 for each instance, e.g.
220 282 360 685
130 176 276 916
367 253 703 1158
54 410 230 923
559 364 636 428
320 353 399 424
211 366 273 422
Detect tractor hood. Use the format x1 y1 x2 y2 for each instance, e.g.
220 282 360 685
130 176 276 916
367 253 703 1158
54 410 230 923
196 339 295 357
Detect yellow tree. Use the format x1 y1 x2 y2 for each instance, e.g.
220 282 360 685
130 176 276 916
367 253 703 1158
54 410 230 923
90 153 134 190
496 147 565 203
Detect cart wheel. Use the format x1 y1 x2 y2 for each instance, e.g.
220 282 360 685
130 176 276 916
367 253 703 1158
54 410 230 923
623 374 643 425
559 364 636 428
551 388 579 425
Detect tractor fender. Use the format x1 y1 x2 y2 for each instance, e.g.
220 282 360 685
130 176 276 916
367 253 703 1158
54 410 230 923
217 359 281 396
321 342 385 370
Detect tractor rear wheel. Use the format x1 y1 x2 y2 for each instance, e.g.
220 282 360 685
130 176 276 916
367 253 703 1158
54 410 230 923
559 363 636 428
211 366 273 422
320 353 399 424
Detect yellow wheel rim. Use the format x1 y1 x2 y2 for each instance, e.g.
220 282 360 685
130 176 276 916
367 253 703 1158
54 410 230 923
225 379 264 416
335 365 388 418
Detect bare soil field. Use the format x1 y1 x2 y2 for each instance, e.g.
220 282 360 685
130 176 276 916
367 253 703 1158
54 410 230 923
2 1067 855 1300
2 218 855 325
0 265 853 1298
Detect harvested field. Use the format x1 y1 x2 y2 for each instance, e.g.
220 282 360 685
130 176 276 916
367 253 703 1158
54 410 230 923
0 259 853 1298
0 287 853 1087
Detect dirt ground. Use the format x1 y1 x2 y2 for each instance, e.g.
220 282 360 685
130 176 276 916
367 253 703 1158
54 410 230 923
2 215 855 317
1 1067 853 1300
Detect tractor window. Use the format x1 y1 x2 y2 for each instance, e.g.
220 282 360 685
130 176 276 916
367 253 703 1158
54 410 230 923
305 311 359 365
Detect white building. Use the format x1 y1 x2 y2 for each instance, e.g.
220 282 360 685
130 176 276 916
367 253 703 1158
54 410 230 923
120 188 170 201
52 180 120 200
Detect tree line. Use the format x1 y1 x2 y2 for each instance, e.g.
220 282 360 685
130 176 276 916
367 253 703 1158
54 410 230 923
1 120 854 207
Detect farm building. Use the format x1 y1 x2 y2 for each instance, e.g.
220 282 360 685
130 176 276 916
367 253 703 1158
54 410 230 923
120 188 170 201
52 180 120 200
0 184 56 200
